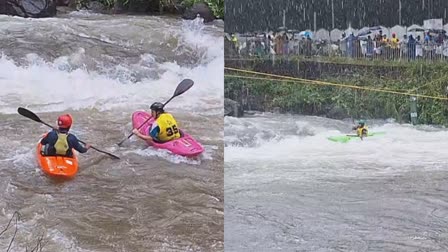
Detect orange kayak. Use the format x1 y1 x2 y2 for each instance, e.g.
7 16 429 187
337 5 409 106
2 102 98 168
36 134 78 178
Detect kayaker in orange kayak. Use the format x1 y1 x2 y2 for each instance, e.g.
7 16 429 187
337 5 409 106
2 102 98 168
132 102 181 144
40 114 91 157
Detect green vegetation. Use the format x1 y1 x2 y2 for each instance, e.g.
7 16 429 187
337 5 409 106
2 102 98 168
77 0 224 18
225 61 448 126
226 54 448 69
182 0 224 18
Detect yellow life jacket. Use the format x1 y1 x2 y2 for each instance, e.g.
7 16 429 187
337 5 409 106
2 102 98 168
54 133 69 155
357 126 368 137
156 113 181 142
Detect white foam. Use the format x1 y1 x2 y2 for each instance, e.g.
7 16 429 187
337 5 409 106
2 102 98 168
225 116 448 178
48 228 91 252
124 148 203 165
0 18 223 116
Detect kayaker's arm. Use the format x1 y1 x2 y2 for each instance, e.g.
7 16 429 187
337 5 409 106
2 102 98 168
68 135 90 153
149 126 160 139
40 135 49 145
132 129 155 144
40 130 57 145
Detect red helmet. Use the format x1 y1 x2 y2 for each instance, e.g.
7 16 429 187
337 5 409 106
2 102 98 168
57 114 73 128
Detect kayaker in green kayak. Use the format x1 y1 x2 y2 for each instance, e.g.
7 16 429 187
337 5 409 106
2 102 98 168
352 120 368 139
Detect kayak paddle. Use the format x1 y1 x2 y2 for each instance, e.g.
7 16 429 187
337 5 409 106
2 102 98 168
117 78 194 146
17 107 120 160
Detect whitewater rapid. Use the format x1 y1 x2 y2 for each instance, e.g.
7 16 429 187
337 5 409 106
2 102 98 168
0 14 223 115
0 12 223 251
225 113 448 251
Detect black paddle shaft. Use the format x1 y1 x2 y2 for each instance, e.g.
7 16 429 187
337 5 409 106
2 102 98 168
17 107 120 160
117 78 194 146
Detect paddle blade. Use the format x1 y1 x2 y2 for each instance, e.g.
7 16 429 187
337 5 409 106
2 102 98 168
18 107 42 123
162 79 194 107
117 137 128 147
172 79 194 98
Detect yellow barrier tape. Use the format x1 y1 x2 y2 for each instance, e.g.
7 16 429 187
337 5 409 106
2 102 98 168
224 67 448 101
224 57 407 68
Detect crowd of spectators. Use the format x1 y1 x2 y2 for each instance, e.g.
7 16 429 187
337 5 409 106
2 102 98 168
225 29 448 61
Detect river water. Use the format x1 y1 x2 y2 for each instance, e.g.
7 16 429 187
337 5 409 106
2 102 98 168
0 12 223 251
225 113 448 252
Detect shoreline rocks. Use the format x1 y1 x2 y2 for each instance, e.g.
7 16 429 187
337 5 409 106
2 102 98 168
1 0 218 22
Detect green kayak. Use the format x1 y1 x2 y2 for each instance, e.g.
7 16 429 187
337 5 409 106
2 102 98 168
327 132 386 143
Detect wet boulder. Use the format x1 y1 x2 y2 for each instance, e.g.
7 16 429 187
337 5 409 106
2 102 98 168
56 0 70 6
85 0 107 13
112 1 126 14
182 2 215 23
0 0 57 18
127 0 151 13
326 105 349 120
225 98 244 117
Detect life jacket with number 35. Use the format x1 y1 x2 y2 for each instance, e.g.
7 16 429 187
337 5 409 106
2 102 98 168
156 113 181 142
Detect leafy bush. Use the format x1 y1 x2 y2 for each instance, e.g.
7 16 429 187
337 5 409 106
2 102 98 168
78 0 223 18
181 0 224 18
225 62 448 126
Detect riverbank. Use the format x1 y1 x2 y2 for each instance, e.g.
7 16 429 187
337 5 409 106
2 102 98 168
224 57 448 126
1 0 223 22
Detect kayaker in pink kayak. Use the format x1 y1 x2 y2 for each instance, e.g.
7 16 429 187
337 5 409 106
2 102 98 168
132 102 181 144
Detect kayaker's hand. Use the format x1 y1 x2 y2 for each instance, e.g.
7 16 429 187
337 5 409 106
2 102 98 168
132 129 140 136
85 144 91 149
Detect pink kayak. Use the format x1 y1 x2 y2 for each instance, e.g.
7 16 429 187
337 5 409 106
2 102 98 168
132 111 204 157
